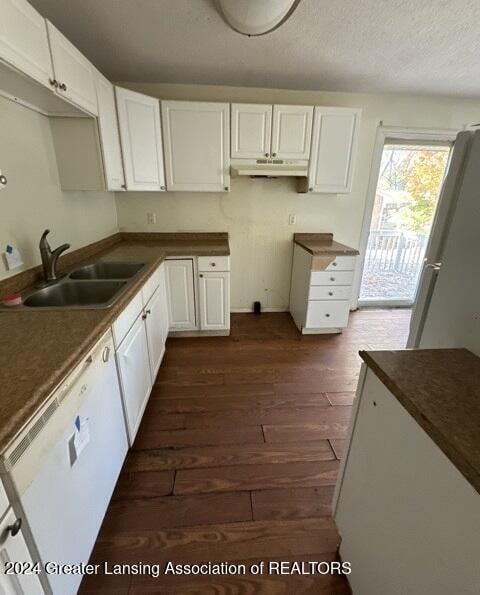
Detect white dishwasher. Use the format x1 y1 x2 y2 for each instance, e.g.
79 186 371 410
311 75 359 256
2 331 128 595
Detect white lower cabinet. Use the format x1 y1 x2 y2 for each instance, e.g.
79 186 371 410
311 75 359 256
116 313 152 443
199 271 230 330
0 508 44 594
144 278 169 382
165 259 196 330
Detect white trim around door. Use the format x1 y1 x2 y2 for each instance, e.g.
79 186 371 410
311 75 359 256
351 125 458 310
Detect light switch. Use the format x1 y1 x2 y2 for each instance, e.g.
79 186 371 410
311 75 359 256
146 212 157 225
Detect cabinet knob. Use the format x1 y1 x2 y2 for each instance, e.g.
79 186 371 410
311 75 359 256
0 174 7 186
265 153 269 157
330 277 335 282
142 313 147 320
210 262 216 267
146 309 151 315
7 517 22 537
272 152 277 157
332 262 337 266
59 82 67 91
121 184 126 189
49 78 58 88
328 291 333 296
325 313 330 318
161 186 165 190
309 187 313 192
224 186 229 191
199 274 204 278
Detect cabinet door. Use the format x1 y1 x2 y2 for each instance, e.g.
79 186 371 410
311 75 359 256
0 0 53 88
0 508 44 595
231 103 272 159
116 86 166 191
162 101 230 191
199 271 230 331
271 105 313 159
308 107 361 193
46 21 98 115
144 282 168 383
165 259 196 330
116 315 152 442
95 73 125 191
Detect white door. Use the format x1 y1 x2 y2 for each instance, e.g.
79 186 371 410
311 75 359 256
231 103 272 159
162 100 230 191
0 0 53 88
165 259 196 330
144 286 168 383
95 73 125 191
308 107 361 193
116 86 166 191
46 21 98 115
0 508 44 594
271 104 313 159
199 271 230 331
116 315 152 442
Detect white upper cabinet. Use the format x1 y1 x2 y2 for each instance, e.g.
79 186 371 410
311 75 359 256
95 73 125 191
0 0 53 88
162 100 230 192
46 21 98 115
271 105 313 159
115 86 166 191
308 107 361 193
231 103 272 159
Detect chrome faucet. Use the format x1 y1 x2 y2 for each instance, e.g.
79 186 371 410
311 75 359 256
39 229 70 283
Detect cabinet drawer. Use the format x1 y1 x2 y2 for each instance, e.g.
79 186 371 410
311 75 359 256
198 256 230 272
309 285 352 301
310 270 354 286
306 300 350 329
112 290 143 348
0 480 8 520
313 255 356 271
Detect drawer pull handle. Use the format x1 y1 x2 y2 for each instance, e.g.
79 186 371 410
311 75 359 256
7 517 22 537
102 346 110 363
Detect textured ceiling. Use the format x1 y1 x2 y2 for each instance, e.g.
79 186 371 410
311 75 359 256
30 0 480 97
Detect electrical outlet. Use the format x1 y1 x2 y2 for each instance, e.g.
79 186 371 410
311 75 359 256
288 214 297 225
146 212 157 225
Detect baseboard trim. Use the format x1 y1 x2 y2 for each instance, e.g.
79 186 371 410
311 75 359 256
231 308 289 313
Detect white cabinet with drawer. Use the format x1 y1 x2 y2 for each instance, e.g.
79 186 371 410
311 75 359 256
165 255 231 335
290 241 358 334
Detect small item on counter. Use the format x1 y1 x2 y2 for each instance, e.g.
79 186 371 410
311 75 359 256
3 244 24 271
3 293 23 307
254 300 261 315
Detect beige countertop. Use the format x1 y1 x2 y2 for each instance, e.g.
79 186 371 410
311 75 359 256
0 233 229 453
360 348 480 494
294 233 359 256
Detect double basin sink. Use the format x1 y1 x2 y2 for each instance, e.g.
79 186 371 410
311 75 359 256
23 262 147 309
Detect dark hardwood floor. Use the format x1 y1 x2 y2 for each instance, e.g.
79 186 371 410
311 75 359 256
80 309 410 594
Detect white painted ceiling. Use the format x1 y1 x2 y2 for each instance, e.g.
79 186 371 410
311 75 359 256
30 0 480 97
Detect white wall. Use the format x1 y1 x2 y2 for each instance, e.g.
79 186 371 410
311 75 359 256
0 96 118 281
115 83 480 311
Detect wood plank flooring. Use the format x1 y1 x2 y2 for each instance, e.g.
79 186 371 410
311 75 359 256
80 309 410 594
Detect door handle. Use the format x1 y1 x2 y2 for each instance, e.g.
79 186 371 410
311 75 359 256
425 262 442 271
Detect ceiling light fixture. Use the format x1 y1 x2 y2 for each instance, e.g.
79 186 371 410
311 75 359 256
217 0 302 37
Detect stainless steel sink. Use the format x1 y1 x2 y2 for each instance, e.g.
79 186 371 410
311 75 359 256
69 262 146 280
24 280 127 309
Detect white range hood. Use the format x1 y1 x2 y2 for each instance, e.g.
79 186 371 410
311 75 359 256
231 158 309 177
